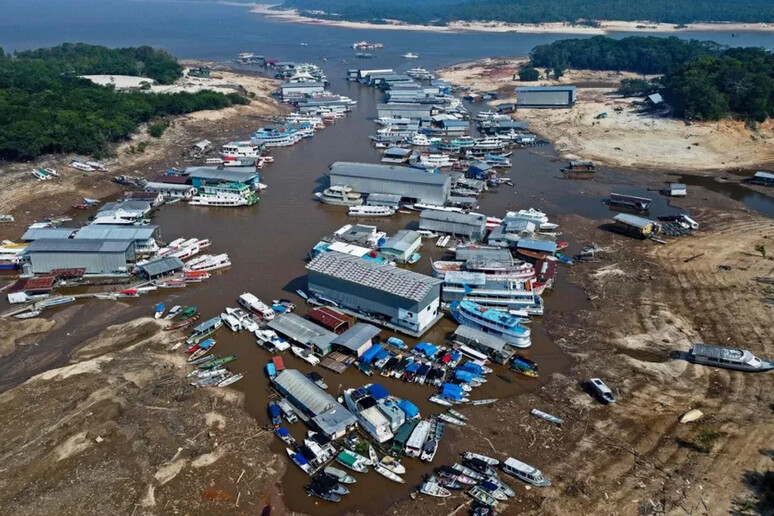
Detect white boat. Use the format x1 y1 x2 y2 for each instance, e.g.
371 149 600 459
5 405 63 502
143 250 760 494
343 388 394 443
470 398 498 406
420 438 438 462
348 205 395 217
186 367 227 379
469 485 499 507
589 377 616 403
255 329 290 351
530 408 564 425
287 447 312 474
291 346 320 366
14 310 42 319
189 191 252 207
324 466 356 484
401 52 419 59
164 305 183 320
428 395 453 407
374 463 404 483
420 478 451 498
502 457 551 486
335 450 369 473
220 141 263 158
71 161 95 172
239 292 275 320
464 452 499 466
447 408 468 421
184 253 231 272
688 343 774 372
316 185 363 206
437 413 466 426
416 230 438 239
368 445 378 466
405 420 432 457
411 133 432 146
379 456 406 475
218 373 243 387
418 153 456 169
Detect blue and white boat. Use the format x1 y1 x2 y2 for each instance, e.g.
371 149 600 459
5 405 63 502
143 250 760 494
449 300 531 347
251 126 303 147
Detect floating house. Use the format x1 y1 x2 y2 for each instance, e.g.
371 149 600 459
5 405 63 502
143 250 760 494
331 323 380 357
306 306 353 334
419 210 487 241
268 313 337 356
668 183 687 197
612 213 657 239
73 225 160 254
452 325 514 364
136 256 185 280
379 230 422 264
22 239 135 275
272 369 357 439
328 162 451 206
306 251 443 336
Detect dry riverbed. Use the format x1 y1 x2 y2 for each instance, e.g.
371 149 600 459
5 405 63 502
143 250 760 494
438 58 774 172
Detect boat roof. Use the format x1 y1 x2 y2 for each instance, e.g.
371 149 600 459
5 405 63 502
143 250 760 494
691 343 751 361
504 457 541 475
459 300 520 327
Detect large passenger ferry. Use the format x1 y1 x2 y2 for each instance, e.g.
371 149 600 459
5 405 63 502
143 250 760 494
449 300 531 347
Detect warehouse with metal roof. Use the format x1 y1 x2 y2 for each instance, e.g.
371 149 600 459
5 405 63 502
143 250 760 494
74 225 159 254
21 227 75 241
379 229 422 263
515 86 576 108
328 162 450 206
307 251 442 336
419 210 487 240
185 167 260 188
272 369 356 439
22 239 135 275
136 256 185 279
268 313 338 356
376 103 434 121
331 323 380 357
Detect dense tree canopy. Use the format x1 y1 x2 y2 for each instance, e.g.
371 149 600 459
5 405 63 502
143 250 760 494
281 0 774 25
530 36 724 75
0 44 247 161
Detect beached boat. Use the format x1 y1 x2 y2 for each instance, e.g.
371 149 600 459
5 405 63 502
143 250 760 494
589 378 616 404
198 354 236 370
186 367 227 380
324 465 356 484
437 413 466 426
419 478 451 498
185 317 223 345
218 373 243 387
438 466 476 485
470 399 498 406
14 310 42 319
163 305 183 320
464 452 499 466
154 303 165 319
531 408 564 425
428 395 453 407
679 409 704 424
469 485 499 507
452 463 486 482
511 355 539 377
447 409 468 421
335 450 369 473
401 52 419 58
348 205 395 217
502 457 551 487
187 338 216 362
687 343 774 372
316 186 363 206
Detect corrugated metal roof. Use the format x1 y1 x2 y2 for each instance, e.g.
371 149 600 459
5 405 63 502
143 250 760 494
455 247 512 262
145 181 195 191
381 230 421 253
614 213 655 229
26 239 134 253
329 162 450 186
332 323 381 351
21 227 75 241
98 200 152 213
516 239 558 253
419 210 486 225
307 251 441 303
516 86 576 92
273 369 339 415
186 167 257 183
444 271 487 286
367 193 402 203
268 313 337 346
138 256 184 276
453 325 507 352
74 225 158 241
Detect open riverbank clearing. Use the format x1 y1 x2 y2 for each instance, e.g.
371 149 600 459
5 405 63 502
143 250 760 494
438 58 774 172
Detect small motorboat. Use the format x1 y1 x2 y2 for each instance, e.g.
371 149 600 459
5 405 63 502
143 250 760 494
164 305 183 320
154 303 165 319
324 465 356 484
274 427 296 446
469 485 499 507
463 452 499 466
447 409 468 421
14 310 42 319
217 373 243 387
531 408 564 425
429 395 453 407
335 450 369 473
437 413 466 426
374 463 404 483
368 445 378 466
287 448 312 474
379 455 406 475
679 409 704 424
419 477 451 498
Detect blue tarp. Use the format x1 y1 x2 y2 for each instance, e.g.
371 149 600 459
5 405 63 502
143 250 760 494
459 362 484 375
276 427 290 437
397 399 419 419
269 403 281 417
414 342 438 358
375 348 391 361
293 453 309 465
367 383 390 400
442 383 463 393
361 344 383 364
455 370 476 383
406 362 421 373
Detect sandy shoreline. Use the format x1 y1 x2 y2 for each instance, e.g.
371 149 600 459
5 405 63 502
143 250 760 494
437 58 774 172
251 4 774 34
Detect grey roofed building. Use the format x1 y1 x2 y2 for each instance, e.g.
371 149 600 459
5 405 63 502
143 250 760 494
455 246 512 262
21 227 75 241
23 239 135 275
306 251 443 336
136 256 185 279
98 200 153 216
613 213 656 229
379 229 421 263
647 93 664 105
307 252 440 303
267 313 337 356
419 209 487 241
272 369 356 438
328 162 451 206
185 166 258 185
331 322 380 356
515 85 576 108
74 224 158 241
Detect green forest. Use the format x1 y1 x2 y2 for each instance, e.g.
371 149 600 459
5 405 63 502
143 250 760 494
527 37 774 121
0 43 247 161
281 0 774 25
